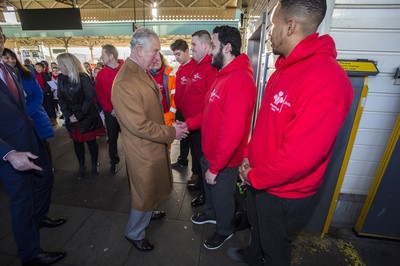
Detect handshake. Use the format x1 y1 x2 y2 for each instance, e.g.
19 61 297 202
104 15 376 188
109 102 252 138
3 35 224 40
173 120 189 140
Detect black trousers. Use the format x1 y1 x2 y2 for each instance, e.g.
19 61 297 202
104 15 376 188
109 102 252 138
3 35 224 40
244 187 315 266
187 129 203 192
175 110 189 166
0 141 53 262
201 156 238 235
42 94 57 119
73 139 99 166
104 111 120 165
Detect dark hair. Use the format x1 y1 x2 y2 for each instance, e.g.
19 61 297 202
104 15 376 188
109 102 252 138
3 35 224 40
170 39 189 52
2 48 32 80
101 44 119 59
192 30 211 43
41 60 49 67
212 25 241 57
35 62 45 68
279 0 327 32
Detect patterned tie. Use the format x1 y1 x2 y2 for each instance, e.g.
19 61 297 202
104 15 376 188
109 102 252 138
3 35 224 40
0 63 19 103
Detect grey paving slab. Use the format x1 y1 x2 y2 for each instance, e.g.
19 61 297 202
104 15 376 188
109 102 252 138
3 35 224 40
0 231 16 256
352 239 400 266
72 175 131 213
61 209 130 266
41 204 95 248
50 170 97 206
0 252 15 266
123 219 204 266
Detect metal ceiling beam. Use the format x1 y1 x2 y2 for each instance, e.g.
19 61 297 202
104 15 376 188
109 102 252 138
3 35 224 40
115 0 129 9
96 0 112 9
188 0 198 8
32 0 46 8
79 0 93 8
174 0 185 8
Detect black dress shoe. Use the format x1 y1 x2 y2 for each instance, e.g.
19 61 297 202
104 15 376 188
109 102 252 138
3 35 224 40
151 210 166 220
191 194 205 207
125 237 154 252
171 161 188 169
187 182 201 192
22 251 66 266
40 217 67 228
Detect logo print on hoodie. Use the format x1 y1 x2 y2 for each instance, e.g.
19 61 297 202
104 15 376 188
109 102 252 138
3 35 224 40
192 73 201 82
270 91 291 113
180 76 187 86
209 89 220 102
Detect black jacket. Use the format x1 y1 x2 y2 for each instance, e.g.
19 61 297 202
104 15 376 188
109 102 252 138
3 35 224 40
58 73 103 134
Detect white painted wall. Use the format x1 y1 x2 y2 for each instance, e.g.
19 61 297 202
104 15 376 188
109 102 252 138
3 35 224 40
330 0 400 194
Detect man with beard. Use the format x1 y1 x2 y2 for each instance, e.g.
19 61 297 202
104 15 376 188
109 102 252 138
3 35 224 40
190 25 256 250
228 0 353 265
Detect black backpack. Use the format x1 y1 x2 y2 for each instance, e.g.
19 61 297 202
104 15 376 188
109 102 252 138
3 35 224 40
232 181 251 231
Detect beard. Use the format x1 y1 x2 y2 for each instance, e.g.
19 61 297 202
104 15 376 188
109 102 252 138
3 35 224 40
211 48 224 70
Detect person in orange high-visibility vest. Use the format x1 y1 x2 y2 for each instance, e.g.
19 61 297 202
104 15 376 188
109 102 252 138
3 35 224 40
149 52 176 126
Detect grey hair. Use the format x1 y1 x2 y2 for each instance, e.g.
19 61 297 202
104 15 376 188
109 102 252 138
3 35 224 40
130 28 159 52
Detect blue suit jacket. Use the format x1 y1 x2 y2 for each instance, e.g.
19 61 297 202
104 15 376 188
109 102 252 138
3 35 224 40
0 64 40 162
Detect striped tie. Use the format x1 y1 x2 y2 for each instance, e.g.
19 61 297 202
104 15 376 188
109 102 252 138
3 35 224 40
0 63 19 103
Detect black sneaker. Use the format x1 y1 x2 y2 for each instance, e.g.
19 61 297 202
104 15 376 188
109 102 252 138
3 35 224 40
204 232 233 250
191 212 216 225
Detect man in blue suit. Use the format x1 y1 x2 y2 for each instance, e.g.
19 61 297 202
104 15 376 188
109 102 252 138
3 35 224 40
0 26 66 265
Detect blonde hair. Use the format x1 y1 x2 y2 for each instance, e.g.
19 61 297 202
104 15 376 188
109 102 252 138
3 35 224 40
56 53 87 84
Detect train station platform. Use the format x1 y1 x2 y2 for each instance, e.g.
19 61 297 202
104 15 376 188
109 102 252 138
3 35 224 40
1 122 399 266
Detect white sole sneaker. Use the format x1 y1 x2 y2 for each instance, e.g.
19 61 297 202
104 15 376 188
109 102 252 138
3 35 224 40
191 213 217 225
204 233 234 250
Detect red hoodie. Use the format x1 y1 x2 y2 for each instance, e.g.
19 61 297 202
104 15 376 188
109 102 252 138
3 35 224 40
175 58 196 96
202 54 256 174
175 55 217 130
95 59 124 113
245 33 353 199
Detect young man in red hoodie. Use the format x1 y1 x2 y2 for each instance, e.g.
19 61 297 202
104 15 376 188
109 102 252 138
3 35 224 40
228 1 354 265
95 44 124 174
169 39 195 173
191 25 256 250
175 31 218 207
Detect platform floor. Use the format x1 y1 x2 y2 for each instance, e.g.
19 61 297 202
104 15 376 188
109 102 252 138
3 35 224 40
1 122 399 266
